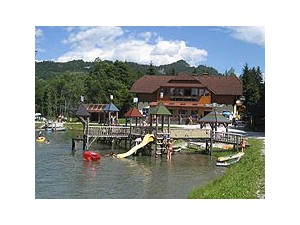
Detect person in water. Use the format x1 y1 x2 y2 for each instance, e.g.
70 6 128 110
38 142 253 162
104 151 117 158
45 139 50 144
167 139 174 161
37 131 43 138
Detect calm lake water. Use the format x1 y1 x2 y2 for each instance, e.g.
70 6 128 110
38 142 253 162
35 130 226 199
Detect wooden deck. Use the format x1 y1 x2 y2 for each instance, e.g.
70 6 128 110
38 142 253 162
87 125 154 138
169 128 210 139
211 131 243 145
81 125 243 152
88 126 130 138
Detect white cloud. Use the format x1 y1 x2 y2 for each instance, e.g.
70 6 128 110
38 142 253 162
35 28 43 38
227 26 264 47
35 28 44 54
56 26 208 66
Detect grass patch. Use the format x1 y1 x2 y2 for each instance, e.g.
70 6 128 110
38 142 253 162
188 138 265 199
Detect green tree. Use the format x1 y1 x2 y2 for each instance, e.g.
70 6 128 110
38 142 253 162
240 64 264 105
224 67 236 77
146 61 156 75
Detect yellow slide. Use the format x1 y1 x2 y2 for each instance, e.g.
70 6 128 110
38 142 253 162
116 134 155 158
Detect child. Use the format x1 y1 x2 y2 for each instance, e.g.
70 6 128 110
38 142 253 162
240 138 246 152
167 139 174 161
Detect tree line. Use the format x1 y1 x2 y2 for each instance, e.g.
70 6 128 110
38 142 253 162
35 59 265 119
35 59 139 119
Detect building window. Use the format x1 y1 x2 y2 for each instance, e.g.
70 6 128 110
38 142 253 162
183 88 191 96
179 109 187 116
199 88 210 96
191 88 198 96
204 89 210 96
163 88 169 96
199 88 204 96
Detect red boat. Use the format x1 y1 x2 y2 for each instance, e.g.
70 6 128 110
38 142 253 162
83 151 101 162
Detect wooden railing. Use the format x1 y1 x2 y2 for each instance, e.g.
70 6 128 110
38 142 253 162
169 128 211 139
88 126 131 138
130 126 154 136
211 131 243 145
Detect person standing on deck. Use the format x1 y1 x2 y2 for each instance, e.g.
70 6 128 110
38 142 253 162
240 138 246 152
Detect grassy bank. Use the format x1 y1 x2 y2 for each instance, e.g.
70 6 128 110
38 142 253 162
188 138 265 199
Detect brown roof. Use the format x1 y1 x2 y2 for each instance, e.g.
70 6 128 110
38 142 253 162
168 72 199 83
130 73 243 96
124 107 143 118
83 104 105 112
197 75 243 95
130 76 171 93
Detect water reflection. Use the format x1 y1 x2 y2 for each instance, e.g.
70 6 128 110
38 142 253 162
36 130 225 199
82 161 100 181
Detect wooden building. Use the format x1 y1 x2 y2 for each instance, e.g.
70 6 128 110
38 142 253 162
130 72 243 121
83 104 105 122
83 103 119 124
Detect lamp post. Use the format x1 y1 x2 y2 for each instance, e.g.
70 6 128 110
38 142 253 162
160 90 164 101
212 102 217 131
109 94 113 125
133 97 138 107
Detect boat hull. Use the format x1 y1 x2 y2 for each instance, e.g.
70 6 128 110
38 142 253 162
217 152 245 162
216 157 241 167
83 151 101 162
45 127 67 131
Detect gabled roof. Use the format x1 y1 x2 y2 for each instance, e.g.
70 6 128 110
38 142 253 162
197 75 243 95
149 102 172 116
130 73 243 96
130 76 171 93
75 104 91 117
168 72 199 83
124 107 143 118
199 111 230 124
103 102 120 112
83 104 105 112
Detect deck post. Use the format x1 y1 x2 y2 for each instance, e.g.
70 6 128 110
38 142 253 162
209 130 213 155
85 117 90 150
71 138 76 155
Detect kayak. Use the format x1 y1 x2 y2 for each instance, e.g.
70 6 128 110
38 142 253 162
216 157 241 167
83 151 101 162
36 136 46 142
217 152 245 162
45 127 67 131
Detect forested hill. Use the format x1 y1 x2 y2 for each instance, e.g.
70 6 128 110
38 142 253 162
35 59 221 79
35 58 264 120
35 59 222 118
35 60 93 79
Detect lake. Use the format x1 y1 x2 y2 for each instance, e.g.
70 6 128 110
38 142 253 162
35 130 226 199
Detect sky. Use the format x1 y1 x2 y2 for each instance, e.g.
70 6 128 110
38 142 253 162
35 26 264 76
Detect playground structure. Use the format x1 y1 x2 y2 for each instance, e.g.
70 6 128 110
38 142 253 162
72 103 243 157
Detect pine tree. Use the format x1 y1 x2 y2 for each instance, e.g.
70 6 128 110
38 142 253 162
146 61 156 75
240 63 262 105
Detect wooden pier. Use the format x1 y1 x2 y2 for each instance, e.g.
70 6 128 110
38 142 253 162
74 124 243 154
73 103 243 156
211 131 243 146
